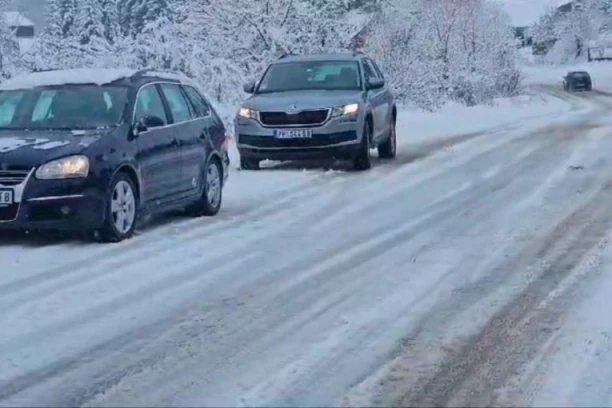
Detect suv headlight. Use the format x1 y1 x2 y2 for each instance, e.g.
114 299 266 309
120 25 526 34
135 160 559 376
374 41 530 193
238 107 258 120
331 103 359 119
35 155 89 179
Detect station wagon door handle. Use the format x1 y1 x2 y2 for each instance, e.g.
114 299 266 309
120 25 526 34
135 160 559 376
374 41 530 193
171 138 181 147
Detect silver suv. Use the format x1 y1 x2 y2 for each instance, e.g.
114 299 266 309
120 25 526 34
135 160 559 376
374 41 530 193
235 52 397 171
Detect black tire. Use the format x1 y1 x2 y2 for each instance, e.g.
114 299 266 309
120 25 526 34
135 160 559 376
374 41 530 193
240 156 260 170
94 171 139 243
378 114 397 159
186 157 223 217
352 120 372 171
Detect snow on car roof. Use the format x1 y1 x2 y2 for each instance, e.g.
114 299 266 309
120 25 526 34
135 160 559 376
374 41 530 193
142 70 202 87
0 68 138 90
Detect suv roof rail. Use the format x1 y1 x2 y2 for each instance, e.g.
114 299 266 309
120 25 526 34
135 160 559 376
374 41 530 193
278 52 298 59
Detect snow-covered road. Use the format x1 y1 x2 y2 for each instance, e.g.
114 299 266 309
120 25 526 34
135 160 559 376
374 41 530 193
2 85 612 406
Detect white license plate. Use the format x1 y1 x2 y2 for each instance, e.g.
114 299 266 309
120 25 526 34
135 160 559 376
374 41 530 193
274 129 312 139
0 189 13 205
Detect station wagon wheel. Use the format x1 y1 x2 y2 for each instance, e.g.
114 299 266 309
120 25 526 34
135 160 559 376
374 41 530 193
186 157 223 217
95 172 139 243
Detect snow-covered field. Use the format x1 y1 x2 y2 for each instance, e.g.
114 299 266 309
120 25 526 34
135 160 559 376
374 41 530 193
4 66 612 406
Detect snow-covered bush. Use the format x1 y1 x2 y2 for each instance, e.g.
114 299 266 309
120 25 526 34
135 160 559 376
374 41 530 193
366 0 520 109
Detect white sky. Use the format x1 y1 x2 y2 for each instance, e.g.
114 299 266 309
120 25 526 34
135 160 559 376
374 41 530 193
496 0 569 26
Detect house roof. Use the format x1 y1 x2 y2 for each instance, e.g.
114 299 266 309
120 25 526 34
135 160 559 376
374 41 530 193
3 11 33 27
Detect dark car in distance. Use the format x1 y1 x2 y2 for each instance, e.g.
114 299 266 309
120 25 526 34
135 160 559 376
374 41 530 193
563 70 592 92
0 68 230 242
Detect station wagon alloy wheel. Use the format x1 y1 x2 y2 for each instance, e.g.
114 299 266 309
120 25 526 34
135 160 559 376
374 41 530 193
207 162 221 208
186 158 223 217
95 172 140 243
111 180 136 234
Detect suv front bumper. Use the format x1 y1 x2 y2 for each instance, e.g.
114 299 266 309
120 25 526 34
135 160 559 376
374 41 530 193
235 114 362 161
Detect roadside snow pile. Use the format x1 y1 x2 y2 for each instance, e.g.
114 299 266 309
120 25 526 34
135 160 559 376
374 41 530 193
522 61 612 89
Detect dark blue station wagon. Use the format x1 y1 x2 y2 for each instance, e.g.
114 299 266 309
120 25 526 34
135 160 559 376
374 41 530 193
0 68 230 242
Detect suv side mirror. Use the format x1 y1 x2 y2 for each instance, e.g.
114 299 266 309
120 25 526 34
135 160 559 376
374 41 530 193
135 115 165 134
243 80 256 94
366 77 385 90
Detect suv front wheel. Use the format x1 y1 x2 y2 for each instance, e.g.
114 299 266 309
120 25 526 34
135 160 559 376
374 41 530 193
378 115 396 159
352 121 372 171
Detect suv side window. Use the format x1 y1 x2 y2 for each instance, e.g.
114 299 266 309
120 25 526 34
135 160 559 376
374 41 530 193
368 59 385 79
182 85 211 117
361 59 376 81
159 83 193 123
134 84 168 125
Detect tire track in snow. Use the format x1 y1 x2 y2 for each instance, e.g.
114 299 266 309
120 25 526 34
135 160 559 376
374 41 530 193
395 181 612 407
0 117 576 406
349 127 612 407
55 111 607 407
0 171 351 300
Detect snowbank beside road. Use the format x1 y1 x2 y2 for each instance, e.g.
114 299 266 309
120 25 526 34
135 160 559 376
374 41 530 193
396 93 573 147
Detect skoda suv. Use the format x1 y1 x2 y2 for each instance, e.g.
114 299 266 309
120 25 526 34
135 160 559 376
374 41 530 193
235 52 397 171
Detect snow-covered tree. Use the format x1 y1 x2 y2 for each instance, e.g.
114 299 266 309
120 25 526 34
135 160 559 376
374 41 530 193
0 0 19 78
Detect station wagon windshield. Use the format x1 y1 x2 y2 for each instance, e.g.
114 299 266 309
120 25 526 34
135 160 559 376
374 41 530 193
0 85 128 130
257 60 361 93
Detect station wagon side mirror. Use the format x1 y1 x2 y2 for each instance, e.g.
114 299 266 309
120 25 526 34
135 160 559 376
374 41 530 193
366 77 385 90
134 115 165 135
243 80 256 94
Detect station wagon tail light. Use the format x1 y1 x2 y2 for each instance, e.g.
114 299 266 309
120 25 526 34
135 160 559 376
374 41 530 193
36 155 89 179
238 107 257 120
331 103 359 119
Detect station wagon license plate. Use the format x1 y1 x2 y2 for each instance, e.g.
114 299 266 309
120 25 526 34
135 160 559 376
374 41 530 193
274 129 312 139
0 189 13 206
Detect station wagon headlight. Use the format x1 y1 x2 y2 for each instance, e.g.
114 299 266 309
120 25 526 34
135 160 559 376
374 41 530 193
238 107 258 120
35 155 89 179
331 103 359 118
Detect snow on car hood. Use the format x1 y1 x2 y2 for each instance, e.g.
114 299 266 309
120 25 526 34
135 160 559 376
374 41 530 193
0 128 107 168
243 89 364 112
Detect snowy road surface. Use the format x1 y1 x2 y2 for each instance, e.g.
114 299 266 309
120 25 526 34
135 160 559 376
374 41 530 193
2 86 612 406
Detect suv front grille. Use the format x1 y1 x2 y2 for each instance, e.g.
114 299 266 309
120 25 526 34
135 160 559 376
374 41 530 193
239 131 357 148
259 109 329 127
0 170 29 186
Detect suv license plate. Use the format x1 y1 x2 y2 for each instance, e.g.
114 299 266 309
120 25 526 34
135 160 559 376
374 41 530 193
0 189 13 206
274 129 312 139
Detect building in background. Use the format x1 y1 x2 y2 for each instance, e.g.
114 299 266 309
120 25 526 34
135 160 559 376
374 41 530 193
4 11 34 54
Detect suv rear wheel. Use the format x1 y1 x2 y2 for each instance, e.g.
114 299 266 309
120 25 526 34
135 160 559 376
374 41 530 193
240 157 260 170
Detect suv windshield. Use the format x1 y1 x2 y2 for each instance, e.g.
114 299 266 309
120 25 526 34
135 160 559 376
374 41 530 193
257 60 361 93
0 85 128 130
